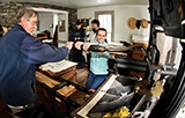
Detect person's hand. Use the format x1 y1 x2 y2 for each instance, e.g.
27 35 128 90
74 37 80 41
74 42 92 51
75 42 84 50
83 43 92 51
65 41 74 50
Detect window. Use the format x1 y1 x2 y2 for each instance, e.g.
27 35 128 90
95 11 114 43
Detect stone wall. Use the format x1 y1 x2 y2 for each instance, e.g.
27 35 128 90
0 2 77 35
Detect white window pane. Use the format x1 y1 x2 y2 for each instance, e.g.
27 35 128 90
98 14 112 32
97 13 112 42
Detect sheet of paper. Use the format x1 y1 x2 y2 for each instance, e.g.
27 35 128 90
41 60 77 73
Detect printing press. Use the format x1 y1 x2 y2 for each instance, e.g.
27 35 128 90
35 0 185 118
70 35 176 118
70 0 185 118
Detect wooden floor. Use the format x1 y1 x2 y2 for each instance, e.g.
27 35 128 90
0 67 89 118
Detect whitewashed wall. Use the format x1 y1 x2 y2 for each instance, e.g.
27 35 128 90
34 8 68 42
58 14 68 42
38 13 53 36
78 4 150 43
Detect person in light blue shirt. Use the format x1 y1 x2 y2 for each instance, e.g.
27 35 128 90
86 28 109 94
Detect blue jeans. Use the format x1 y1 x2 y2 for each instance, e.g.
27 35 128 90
86 71 107 90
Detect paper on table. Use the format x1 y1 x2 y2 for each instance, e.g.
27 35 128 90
41 60 78 73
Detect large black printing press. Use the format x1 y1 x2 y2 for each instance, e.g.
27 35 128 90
16 0 185 118
72 0 185 117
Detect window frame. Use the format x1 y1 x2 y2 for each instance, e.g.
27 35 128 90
95 11 114 42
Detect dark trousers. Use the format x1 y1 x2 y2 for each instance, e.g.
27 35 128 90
71 48 84 68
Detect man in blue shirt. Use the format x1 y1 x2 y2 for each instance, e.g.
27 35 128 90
0 7 73 114
69 21 86 68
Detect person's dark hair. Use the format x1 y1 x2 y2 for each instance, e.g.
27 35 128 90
96 28 107 36
15 7 38 24
91 19 100 27
76 20 82 25
96 28 108 42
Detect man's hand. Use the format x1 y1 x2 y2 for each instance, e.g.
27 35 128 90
74 42 84 50
65 41 74 50
75 42 92 51
74 37 80 41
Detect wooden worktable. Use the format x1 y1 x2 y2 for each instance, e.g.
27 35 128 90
36 60 79 100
